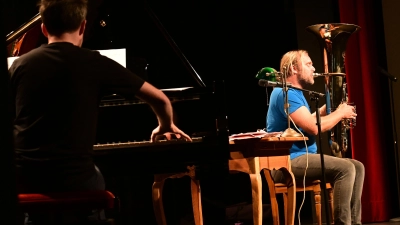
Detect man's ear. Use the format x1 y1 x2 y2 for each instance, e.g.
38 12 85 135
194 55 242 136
290 64 298 75
79 20 86 35
41 23 49 38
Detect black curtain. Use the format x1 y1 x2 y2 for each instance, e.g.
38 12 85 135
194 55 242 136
1 0 19 224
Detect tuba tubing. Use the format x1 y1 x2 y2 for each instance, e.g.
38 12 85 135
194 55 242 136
306 23 360 158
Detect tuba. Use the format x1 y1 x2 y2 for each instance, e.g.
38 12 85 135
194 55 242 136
306 23 360 158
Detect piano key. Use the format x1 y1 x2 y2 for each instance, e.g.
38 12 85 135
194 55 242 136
93 137 203 150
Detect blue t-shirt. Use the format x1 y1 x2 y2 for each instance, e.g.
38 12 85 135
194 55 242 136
266 88 317 159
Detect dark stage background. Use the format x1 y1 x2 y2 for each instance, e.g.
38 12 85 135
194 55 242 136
3 0 299 135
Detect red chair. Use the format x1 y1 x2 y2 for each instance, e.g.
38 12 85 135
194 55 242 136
18 190 117 224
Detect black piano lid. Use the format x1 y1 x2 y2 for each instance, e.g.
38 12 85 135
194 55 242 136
87 0 224 144
83 0 212 90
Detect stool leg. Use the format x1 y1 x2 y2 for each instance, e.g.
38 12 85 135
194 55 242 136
153 175 168 225
190 179 203 225
313 188 322 225
283 193 288 225
328 188 334 225
263 169 280 225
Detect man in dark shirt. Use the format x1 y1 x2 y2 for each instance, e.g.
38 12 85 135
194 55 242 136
9 0 191 194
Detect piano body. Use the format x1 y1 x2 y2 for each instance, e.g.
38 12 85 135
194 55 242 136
6 0 231 224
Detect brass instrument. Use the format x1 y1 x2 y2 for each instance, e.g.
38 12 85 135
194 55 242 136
306 23 360 158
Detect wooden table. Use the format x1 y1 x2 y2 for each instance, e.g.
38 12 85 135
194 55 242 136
229 136 306 225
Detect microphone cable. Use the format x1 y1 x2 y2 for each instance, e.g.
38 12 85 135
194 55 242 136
280 67 309 225
285 110 309 225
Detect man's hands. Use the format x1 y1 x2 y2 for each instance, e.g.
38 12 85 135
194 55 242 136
135 82 192 143
150 124 192 142
337 103 357 120
291 102 356 135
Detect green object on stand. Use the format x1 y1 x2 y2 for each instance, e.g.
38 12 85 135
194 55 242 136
255 67 278 81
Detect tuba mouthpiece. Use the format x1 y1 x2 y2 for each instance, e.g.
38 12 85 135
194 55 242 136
313 73 329 77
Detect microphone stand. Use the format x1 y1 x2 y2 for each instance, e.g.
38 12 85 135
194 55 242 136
310 92 332 225
259 79 331 225
379 69 400 222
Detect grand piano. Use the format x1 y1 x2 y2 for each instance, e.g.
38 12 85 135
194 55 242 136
6 0 231 224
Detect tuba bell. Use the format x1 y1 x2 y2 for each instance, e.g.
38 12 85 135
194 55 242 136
306 23 360 158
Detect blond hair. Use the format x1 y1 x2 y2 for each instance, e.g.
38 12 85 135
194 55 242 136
280 50 308 77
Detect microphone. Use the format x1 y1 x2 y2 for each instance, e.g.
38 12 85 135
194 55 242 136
308 91 325 98
265 72 283 76
258 79 325 97
378 67 397 82
258 79 291 87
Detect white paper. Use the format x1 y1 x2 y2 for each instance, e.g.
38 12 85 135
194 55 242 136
7 48 127 70
97 48 126 68
7 56 18 69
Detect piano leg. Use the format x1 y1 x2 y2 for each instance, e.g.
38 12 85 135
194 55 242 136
191 178 203 225
152 174 168 225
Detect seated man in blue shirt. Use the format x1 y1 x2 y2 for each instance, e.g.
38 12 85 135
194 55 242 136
267 50 364 225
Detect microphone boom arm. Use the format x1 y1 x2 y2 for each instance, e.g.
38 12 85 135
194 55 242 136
258 79 325 98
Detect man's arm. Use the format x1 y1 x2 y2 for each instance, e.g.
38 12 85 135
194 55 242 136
135 82 192 142
290 103 356 135
135 82 173 128
311 104 327 117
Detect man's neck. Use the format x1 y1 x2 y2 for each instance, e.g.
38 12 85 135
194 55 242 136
47 32 82 47
287 77 301 89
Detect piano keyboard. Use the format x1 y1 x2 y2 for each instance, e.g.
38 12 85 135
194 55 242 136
93 137 203 150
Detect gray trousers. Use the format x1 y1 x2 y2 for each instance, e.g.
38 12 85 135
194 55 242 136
291 154 365 225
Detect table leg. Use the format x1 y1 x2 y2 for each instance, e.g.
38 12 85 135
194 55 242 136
248 157 262 225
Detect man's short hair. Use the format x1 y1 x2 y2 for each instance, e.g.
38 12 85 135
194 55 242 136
39 0 88 36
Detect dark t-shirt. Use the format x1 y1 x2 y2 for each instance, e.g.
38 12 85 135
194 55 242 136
9 42 145 189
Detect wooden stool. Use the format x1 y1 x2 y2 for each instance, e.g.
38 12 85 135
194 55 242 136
264 167 334 225
18 190 117 224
